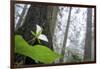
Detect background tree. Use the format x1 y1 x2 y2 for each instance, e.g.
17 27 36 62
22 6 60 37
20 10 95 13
15 4 29 31
60 7 72 62
84 8 92 61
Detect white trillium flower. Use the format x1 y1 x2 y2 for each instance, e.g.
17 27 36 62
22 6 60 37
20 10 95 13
36 24 48 42
36 24 42 34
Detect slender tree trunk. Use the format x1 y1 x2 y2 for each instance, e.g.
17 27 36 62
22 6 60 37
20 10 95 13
60 7 72 62
84 8 92 61
15 5 29 31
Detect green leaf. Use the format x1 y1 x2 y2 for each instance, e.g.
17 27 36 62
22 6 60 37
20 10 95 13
30 45 61 64
31 31 36 36
15 35 61 64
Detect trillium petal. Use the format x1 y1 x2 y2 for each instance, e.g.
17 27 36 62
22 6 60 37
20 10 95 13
36 24 42 34
38 34 48 42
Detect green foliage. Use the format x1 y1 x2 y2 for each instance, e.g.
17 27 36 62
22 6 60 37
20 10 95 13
71 54 82 62
15 35 61 64
66 48 82 62
31 31 36 36
31 31 41 44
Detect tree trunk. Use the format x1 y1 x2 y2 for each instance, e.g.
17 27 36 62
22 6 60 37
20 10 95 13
84 8 92 61
60 7 72 62
47 6 58 37
15 4 29 31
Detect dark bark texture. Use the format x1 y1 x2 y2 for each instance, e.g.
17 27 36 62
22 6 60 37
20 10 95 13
84 8 92 61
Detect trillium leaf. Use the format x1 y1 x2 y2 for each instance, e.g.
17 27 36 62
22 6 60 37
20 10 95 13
38 34 48 42
15 35 29 48
31 31 36 36
15 35 61 64
36 24 42 34
30 45 61 64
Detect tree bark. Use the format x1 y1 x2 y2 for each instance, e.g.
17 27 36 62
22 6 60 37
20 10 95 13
47 6 58 37
84 8 92 61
